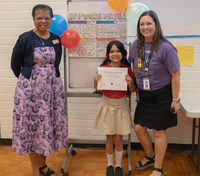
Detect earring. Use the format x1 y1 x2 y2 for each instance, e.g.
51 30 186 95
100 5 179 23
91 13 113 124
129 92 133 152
106 53 108 58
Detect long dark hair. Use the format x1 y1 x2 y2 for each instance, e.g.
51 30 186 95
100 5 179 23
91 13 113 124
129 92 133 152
135 10 173 56
100 40 131 67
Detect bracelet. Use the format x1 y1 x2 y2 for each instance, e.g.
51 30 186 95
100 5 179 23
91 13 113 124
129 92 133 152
173 98 180 102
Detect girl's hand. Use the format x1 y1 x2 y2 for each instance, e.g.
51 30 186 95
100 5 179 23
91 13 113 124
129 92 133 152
125 74 131 85
126 74 137 93
94 74 102 82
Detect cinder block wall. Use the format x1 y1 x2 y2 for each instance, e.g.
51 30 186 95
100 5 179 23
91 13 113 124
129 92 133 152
0 0 200 145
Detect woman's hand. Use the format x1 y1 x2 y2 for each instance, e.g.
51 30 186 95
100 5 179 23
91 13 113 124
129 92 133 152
171 101 180 114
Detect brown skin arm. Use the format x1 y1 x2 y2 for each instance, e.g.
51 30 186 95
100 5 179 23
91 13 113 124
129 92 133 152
94 74 102 91
125 74 137 92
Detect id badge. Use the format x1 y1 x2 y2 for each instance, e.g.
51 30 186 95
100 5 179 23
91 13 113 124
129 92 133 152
143 77 150 90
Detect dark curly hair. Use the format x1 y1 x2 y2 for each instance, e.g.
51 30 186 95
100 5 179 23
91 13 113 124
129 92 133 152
32 4 53 18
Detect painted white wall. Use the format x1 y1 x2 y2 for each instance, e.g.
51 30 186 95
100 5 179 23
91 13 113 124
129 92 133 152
0 0 200 146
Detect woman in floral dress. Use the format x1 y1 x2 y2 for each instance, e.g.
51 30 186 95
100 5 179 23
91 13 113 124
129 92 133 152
11 4 68 176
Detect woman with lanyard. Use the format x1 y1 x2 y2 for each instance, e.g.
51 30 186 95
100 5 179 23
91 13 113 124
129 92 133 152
128 10 180 176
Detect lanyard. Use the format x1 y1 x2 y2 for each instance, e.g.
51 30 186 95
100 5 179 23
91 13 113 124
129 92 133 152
142 45 154 75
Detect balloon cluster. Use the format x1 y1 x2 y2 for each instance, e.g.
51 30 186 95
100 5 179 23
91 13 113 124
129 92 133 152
49 14 80 49
108 1 149 27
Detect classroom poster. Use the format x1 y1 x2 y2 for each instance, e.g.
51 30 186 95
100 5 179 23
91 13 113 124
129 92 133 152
67 12 127 57
175 45 194 65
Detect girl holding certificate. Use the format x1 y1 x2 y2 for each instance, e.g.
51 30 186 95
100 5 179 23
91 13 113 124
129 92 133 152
128 10 180 176
93 41 136 176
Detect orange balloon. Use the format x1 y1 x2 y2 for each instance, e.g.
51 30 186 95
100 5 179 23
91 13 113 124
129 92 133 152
108 0 129 11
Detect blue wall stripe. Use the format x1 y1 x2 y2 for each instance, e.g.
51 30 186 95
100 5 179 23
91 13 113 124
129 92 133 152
165 35 200 38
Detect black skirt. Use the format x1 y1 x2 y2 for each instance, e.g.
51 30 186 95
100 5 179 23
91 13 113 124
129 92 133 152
134 84 177 131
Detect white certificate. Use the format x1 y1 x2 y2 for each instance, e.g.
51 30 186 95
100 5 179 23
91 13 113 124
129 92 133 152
97 67 128 91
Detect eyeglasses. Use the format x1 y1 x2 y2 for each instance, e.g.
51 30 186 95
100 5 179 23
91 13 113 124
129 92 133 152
35 16 52 22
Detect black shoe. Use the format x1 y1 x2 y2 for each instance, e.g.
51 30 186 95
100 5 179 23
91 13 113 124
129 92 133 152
39 164 55 176
115 167 123 176
106 166 114 176
135 155 155 171
153 167 164 176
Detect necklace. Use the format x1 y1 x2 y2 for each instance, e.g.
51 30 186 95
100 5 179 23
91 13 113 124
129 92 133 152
39 36 46 45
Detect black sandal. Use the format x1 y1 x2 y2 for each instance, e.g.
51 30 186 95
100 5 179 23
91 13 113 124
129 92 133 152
153 167 164 176
39 165 55 176
135 155 155 171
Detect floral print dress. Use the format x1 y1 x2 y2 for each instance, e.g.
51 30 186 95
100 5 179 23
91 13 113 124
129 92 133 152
12 46 68 156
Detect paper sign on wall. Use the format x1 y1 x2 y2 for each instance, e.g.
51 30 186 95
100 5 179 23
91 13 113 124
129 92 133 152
175 45 194 65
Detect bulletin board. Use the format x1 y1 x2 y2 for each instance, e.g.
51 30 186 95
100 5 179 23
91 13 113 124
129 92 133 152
67 0 127 88
67 12 127 58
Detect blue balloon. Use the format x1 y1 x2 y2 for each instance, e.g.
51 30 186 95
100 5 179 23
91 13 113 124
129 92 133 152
49 14 68 36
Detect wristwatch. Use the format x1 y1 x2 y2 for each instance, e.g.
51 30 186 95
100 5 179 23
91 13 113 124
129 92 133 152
173 98 180 102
